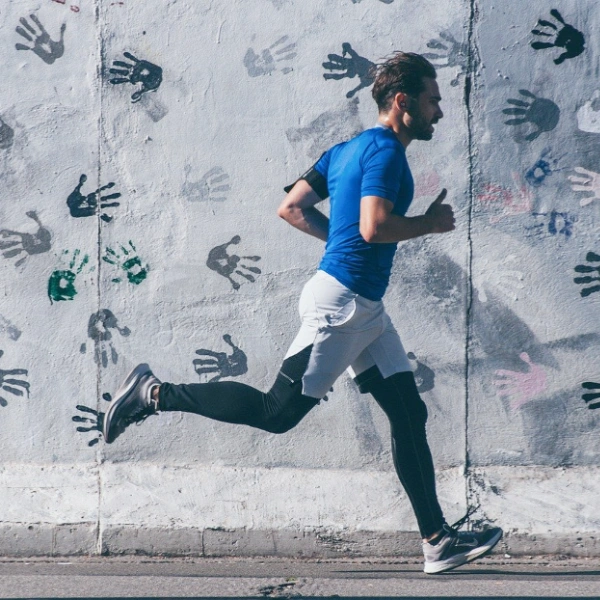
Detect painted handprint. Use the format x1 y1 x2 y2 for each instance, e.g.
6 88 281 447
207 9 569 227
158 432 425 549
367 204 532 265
0 350 29 407
573 252 600 298
0 211 52 268
477 173 534 223
109 52 163 102
322 43 376 98
524 149 563 187
48 249 91 303
102 242 149 285
503 90 560 142
243 36 297 77
569 167 600 206
193 334 248 383
407 352 435 393
206 236 261 291
576 90 600 134
67 174 121 223
473 255 524 303
15 14 66 65
0 315 21 342
527 211 575 238
83 309 131 368
582 382 600 410
183 166 231 203
286 98 362 160
531 9 585 65
423 31 467 86
73 393 111 446
0 117 15 150
494 352 548 412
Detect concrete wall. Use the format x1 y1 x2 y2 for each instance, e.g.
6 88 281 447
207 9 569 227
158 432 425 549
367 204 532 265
0 0 599 557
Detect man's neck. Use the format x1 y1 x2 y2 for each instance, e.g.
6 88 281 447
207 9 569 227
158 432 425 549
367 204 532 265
377 116 412 149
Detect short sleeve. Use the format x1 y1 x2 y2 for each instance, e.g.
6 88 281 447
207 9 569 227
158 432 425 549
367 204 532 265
360 143 405 204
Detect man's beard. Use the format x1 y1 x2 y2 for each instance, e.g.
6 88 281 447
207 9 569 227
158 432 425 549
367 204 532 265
405 106 435 141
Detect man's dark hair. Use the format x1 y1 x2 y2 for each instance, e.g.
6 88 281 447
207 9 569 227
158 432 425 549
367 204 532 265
371 52 437 112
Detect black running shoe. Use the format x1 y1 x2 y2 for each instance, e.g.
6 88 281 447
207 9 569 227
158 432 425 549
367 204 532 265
103 363 161 444
423 518 503 574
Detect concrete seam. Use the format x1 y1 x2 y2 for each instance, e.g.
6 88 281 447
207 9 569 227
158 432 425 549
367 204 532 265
464 0 479 511
95 0 104 557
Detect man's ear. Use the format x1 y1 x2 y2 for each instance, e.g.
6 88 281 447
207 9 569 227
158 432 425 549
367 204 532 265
393 92 409 111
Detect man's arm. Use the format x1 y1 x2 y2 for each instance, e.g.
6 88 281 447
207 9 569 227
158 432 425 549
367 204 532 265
277 179 329 242
359 188 454 243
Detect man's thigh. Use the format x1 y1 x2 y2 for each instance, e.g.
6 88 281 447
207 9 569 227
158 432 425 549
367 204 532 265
347 312 412 382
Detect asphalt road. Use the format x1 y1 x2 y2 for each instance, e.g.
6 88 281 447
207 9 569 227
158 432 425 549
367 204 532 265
0 556 599 598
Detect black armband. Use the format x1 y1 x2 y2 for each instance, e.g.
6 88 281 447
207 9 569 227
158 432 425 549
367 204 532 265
283 164 329 199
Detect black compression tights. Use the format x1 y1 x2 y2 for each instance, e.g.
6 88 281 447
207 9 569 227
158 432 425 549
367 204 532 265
159 348 445 538
159 346 320 434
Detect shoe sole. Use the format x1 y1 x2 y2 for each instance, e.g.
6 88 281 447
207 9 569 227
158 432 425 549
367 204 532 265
423 529 503 575
103 364 151 444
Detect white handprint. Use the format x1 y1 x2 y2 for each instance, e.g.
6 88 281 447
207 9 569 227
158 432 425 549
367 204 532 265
576 90 600 134
568 167 600 207
473 255 525 303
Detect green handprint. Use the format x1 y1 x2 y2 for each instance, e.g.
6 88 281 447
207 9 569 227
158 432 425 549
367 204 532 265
102 241 149 285
48 249 91 303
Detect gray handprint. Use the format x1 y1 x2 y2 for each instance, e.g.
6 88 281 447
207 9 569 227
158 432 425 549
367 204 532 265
206 235 261 290
0 350 29 407
109 52 163 102
244 36 297 77
193 335 248 382
85 309 131 368
502 90 560 141
0 211 52 268
407 352 435 393
73 393 111 446
322 43 376 98
15 14 66 65
0 117 15 150
183 166 231 203
423 31 468 86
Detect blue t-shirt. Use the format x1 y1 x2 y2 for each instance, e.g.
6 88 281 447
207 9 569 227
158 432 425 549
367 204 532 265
315 126 414 301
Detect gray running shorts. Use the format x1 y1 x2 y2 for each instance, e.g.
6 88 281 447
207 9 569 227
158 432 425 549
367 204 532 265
284 270 412 398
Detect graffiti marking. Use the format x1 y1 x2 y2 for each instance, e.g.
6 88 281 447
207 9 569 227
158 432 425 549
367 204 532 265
0 211 52 268
194 334 248 382
73 393 111 446
109 52 163 103
582 381 600 410
183 166 231 203
15 14 65 64
102 241 149 285
573 252 600 298
48 249 92 303
503 89 560 142
569 167 600 207
494 352 548 412
0 350 29 407
67 174 121 222
531 9 585 65
322 43 376 98
206 236 261 290
244 36 297 77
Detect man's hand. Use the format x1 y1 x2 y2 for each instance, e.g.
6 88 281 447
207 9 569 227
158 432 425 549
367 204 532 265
425 188 455 233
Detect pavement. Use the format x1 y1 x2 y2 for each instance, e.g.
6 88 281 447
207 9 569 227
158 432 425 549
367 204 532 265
1 555 600 599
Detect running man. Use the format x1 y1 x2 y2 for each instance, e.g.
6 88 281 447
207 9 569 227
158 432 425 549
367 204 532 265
103 52 503 574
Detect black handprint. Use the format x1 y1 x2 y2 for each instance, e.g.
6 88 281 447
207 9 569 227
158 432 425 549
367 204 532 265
85 309 131 368
423 32 468 87
0 211 52 268
67 174 121 223
243 36 297 77
322 43 376 98
582 382 600 410
109 52 163 102
193 335 248 382
502 90 560 141
206 236 261 290
73 393 111 446
15 14 66 65
0 350 30 407
573 252 600 298
531 9 585 65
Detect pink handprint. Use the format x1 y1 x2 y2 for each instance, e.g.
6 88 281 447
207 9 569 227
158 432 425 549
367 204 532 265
477 173 534 223
494 352 547 411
